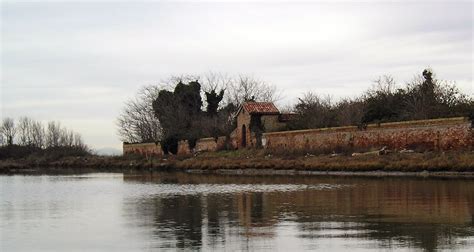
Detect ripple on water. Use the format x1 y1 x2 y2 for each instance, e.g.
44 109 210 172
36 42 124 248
124 182 350 198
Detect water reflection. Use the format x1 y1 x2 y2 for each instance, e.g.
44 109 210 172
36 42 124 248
1 173 473 251
123 173 474 251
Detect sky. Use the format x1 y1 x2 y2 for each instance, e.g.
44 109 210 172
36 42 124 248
1 0 472 152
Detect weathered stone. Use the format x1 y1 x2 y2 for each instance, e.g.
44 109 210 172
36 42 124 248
263 117 473 153
123 142 163 156
123 117 473 156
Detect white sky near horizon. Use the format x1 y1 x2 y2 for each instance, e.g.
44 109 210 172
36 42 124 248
1 0 473 151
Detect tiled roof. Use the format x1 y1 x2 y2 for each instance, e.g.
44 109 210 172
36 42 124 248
242 102 280 115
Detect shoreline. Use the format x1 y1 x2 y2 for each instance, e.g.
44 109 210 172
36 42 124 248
1 150 473 178
184 169 474 178
3 167 474 179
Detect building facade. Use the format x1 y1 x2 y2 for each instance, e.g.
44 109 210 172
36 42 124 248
234 102 293 148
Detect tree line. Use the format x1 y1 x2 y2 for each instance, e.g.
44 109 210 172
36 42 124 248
0 117 89 159
287 69 473 130
117 69 473 153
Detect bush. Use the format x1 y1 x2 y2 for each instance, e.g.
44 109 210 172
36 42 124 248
0 145 90 160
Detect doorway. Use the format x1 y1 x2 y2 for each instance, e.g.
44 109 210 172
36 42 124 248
241 124 247 148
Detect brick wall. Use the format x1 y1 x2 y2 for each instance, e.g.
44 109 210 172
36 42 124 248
123 142 163 156
177 140 191 156
123 117 473 156
262 117 473 152
195 137 218 152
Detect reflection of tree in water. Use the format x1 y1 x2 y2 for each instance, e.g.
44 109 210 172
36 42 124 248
286 182 474 251
204 194 236 247
153 195 203 249
363 222 472 252
296 217 473 252
125 173 474 251
137 192 275 250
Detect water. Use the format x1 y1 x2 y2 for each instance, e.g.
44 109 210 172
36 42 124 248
1 172 473 251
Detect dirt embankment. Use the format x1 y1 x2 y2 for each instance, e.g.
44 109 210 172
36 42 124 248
176 150 474 173
1 149 474 176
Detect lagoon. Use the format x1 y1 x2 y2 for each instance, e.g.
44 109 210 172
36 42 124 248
1 172 473 251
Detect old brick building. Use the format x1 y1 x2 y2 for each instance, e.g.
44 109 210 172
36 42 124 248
234 102 294 149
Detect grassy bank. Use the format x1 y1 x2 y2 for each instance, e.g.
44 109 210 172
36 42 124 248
1 149 473 175
176 150 474 172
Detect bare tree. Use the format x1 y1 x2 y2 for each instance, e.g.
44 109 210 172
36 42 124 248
46 121 61 148
73 133 86 149
226 75 281 107
201 72 232 93
59 128 74 147
17 116 34 146
334 98 366 126
361 75 406 123
403 70 473 120
1 118 17 146
367 75 398 97
117 85 163 143
31 121 45 148
289 92 336 129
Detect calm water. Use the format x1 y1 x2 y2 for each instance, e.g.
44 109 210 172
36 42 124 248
1 172 473 251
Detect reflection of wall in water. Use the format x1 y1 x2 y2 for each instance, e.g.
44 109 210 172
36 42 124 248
124 173 473 225
123 173 474 251
237 193 263 225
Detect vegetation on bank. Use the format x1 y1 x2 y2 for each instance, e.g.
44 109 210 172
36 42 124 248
0 117 90 161
287 70 473 130
175 150 474 172
2 149 473 174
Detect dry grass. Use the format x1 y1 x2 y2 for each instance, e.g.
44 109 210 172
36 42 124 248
2 150 473 174
175 151 474 172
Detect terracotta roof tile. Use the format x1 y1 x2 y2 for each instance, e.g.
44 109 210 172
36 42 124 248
242 102 280 115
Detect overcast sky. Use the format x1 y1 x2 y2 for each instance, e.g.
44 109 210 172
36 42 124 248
1 0 472 151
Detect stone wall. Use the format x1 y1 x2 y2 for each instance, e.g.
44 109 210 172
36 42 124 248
123 142 163 156
262 117 473 153
194 136 230 152
123 117 473 156
123 136 230 156
177 140 191 156
195 138 218 152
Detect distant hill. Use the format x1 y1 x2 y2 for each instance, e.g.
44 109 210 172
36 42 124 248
95 147 122 156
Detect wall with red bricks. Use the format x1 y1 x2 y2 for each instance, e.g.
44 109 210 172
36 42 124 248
262 117 473 152
123 142 163 156
195 136 233 152
123 117 473 156
195 138 218 152
177 140 191 156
